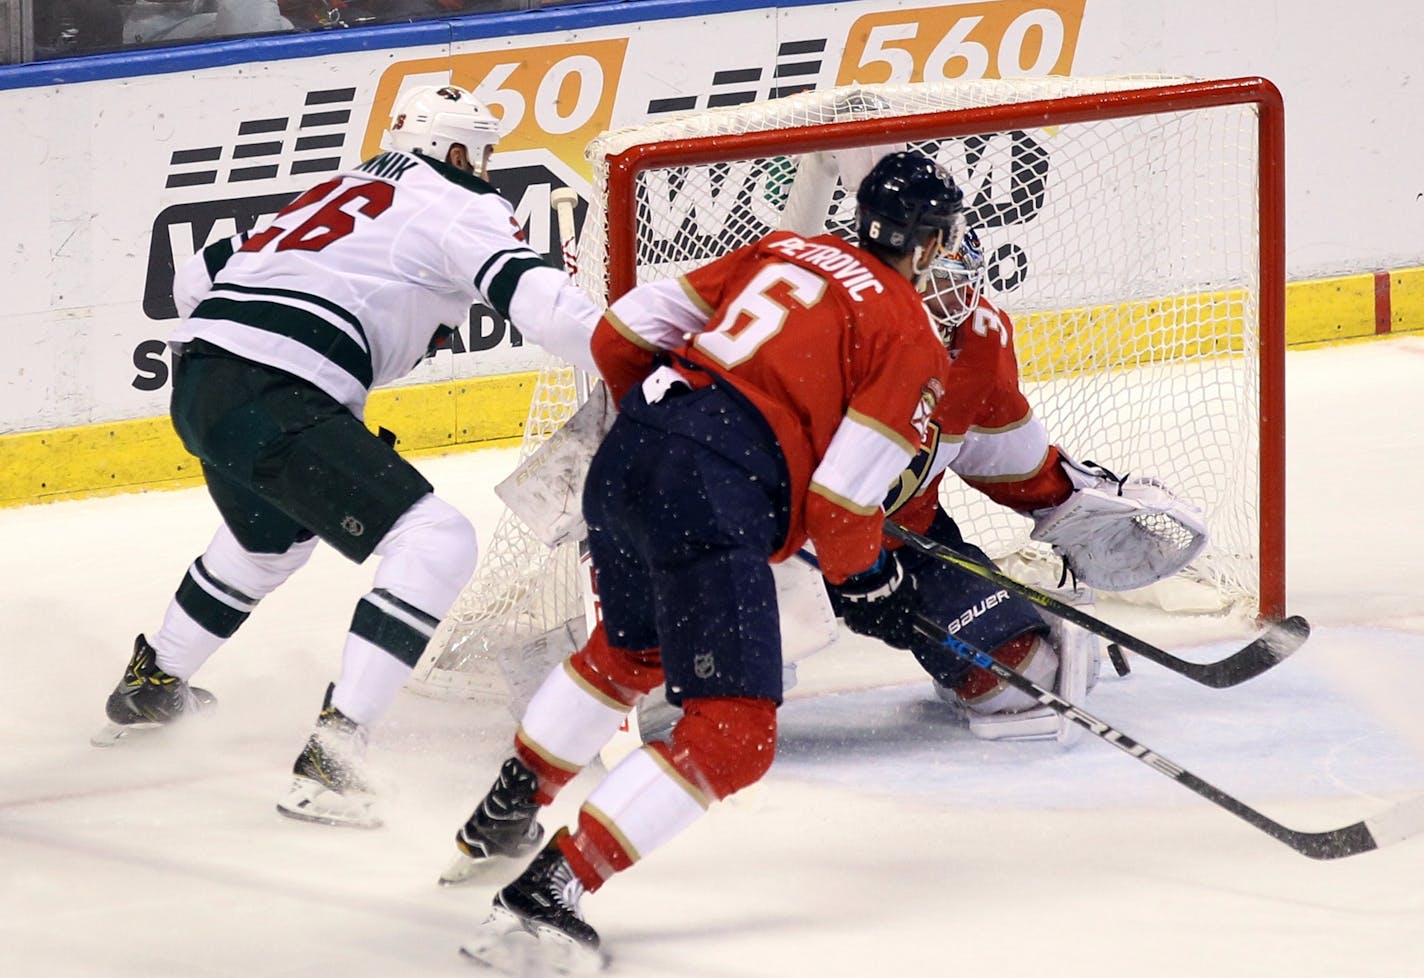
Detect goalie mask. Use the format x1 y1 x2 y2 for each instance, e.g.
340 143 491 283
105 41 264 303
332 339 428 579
855 151 967 288
922 227 987 342
383 84 500 177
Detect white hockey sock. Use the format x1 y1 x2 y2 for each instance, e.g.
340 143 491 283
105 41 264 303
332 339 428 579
151 528 318 678
578 746 708 871
330 634 414 727
150 603 227 680
522 660 632 770
370 494 479 618
322 494 480 727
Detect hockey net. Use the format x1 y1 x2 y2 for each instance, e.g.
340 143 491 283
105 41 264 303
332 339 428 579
412 74 1286 701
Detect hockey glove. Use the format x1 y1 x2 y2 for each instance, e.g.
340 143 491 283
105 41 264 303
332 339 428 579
826 549 920 651
1029 454 1209 591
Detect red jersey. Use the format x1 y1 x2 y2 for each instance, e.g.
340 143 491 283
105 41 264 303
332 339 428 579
884 294 1073 535
591 231 951 582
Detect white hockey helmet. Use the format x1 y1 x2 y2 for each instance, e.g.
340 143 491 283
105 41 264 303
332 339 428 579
383 84 500 175
921 226 987 341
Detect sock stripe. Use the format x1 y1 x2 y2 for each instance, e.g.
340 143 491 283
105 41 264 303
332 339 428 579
175 570 251 638
350 595 433 667
191 557 260 610
370 587 440 629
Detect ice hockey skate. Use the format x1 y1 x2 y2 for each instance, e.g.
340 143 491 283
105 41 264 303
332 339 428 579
440 756 545 886
276 684 380 829
91 635 216 747
459 829 605 975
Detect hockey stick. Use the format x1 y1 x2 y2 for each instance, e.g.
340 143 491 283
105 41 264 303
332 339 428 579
912 612 1424 859
883 521 1310 689
550 186 580 275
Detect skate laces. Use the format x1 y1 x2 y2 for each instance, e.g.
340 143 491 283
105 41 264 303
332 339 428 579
546 856 587 918
487 758 539 816
316 703 368 751
126 643 180 688
482 790 533 823
466 760 541 857
299 702 372 792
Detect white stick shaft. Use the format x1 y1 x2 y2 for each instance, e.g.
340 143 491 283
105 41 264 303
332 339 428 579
550 187 579 273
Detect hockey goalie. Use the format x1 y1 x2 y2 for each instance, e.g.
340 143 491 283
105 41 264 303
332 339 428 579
831 230 1205 741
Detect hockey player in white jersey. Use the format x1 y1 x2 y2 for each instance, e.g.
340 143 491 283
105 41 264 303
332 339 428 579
93 84 602 829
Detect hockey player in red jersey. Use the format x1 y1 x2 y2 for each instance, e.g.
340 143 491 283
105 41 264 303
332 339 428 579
612 226 1210 753
828 227 1209 742
91 85 603 828
450 150 966 972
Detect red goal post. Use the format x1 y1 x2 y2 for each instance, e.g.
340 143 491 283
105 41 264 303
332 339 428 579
413 74 1286 701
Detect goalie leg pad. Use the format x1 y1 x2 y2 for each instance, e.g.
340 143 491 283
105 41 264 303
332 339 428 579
773 558 840 665
1041 596 1103 747
937 600 1103 745
903 534 1047 689
939 636 1060 742
956 633 1058 715
494 382 615 549
964 704 1061 742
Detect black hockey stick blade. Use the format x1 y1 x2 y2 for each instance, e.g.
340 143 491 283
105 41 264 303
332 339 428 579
1218 614 1312 684
913 613 1424 860
884 520 1309 689
1183 772 1424 860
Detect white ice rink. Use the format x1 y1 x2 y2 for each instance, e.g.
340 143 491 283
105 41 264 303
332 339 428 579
4 336 1424 978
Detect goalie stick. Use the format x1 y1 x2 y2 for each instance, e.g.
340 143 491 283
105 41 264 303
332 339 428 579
883 521 1311 689
912 612 1424 860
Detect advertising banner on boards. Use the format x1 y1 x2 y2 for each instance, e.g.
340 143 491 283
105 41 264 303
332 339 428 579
0 0 1089 433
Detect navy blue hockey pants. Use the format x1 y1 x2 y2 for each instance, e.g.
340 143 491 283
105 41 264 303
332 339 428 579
582 381 792 707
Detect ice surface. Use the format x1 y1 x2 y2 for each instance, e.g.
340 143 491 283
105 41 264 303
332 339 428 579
3 338 1423 978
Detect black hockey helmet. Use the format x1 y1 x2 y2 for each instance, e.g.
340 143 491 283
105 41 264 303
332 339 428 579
855 151 966 259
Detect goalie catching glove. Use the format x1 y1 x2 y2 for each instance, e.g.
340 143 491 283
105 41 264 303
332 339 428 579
1029 453 1209 591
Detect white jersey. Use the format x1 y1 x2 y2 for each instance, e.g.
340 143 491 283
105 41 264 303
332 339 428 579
171 150 599 417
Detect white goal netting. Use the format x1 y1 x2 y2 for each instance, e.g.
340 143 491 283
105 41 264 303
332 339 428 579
413 74 1284 701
